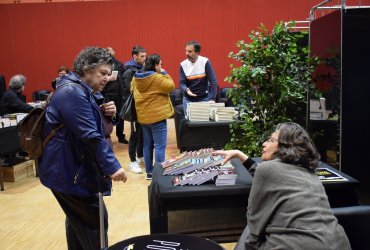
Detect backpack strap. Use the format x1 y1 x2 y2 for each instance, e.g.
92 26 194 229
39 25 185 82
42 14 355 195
43 124 64 146
42 82 84 145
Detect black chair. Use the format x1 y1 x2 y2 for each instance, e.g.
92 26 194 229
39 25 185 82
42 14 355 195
32 90 51 102
0 75 6 100
170 88 183 107
332 205 370 250
217 87 234 107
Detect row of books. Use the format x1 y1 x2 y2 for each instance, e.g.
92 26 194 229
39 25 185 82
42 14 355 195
186 102 238 122
161 148 215 169
0 113 27 129
163 148 238 186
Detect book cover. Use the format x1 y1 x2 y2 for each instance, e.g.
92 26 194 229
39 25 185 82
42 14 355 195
315 167 348 182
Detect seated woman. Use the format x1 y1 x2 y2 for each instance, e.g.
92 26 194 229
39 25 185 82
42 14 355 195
51 65 70 90
214 122 350 250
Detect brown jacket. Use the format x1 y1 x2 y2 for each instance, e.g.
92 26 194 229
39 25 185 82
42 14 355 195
131 71 175 124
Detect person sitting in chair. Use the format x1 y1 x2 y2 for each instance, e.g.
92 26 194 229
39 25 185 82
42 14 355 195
214 122 350 250
0 74 33 116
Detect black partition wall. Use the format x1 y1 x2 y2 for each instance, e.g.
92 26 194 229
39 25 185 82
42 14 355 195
310 8 370 193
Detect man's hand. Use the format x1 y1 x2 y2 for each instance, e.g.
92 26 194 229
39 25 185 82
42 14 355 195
186 88 197 97
101 101 116 117
110 168 127 182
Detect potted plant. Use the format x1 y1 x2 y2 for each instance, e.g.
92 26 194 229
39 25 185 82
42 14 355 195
224 21 319 156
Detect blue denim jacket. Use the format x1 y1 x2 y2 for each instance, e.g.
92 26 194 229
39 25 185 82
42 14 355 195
39 72 121 196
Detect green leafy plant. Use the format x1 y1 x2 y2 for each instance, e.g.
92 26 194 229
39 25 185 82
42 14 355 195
224 21 319 156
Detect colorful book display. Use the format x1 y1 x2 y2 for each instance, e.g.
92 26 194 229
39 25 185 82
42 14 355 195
162 148 238 186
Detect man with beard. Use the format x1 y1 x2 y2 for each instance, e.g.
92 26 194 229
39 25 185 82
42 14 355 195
179 41 218 115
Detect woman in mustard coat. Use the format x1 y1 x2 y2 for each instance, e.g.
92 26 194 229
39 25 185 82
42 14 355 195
131 54 175 179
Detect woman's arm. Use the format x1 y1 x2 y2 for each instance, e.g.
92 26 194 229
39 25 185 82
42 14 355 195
157 72 175 93
213 150 249 165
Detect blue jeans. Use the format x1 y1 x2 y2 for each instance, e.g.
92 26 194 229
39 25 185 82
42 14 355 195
182 95 210 119
141 120 167 174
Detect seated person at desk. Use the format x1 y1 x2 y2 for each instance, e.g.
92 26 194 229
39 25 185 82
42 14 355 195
0 74 33 116
214 122 350 250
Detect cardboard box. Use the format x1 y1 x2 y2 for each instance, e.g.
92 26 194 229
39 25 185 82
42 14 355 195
1 160 35 182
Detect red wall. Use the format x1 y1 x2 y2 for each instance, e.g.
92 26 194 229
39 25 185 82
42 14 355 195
0 0 352 100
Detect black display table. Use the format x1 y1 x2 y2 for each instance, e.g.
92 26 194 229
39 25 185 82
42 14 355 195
148 158 359 243
148 158 252 242
108 233 224 250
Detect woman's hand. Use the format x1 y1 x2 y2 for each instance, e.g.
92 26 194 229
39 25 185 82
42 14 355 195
110 168 127 182
213 150 249 165
100 101 116 117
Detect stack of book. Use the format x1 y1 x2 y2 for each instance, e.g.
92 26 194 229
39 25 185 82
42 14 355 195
215 166 238 186
187 102 210 121
214 107 238 122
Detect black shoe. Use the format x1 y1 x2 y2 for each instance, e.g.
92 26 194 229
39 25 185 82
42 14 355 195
146 173 152 180
118 137 129 144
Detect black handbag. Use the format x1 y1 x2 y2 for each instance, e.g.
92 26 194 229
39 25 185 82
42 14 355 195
119 92 137 122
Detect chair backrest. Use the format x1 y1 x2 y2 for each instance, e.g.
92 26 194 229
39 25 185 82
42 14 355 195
217 88 234 107
0 75 6 100
32 90 51 102
332 205 370 249
170 88 183 107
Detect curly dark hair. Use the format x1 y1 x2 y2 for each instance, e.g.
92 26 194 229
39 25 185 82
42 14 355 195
273 122 320 172
73 47 113 77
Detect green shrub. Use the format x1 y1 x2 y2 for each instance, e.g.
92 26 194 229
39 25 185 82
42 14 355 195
225 21 319 156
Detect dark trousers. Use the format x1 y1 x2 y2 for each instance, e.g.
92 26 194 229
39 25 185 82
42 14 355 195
128 121 143 162
52 191 108 250
116 118 125 140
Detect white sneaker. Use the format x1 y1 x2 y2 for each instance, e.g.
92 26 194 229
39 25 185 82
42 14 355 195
137 157 145 168
129 162 143 174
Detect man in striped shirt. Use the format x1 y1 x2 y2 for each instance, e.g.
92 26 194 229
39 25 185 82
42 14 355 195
179 41 218 116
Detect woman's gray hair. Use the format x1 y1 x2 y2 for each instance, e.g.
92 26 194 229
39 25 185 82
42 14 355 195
273 122 320 171
9 74 27 90
73 47 114 77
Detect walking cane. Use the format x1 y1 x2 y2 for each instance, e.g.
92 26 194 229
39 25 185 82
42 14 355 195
95 161 107 250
